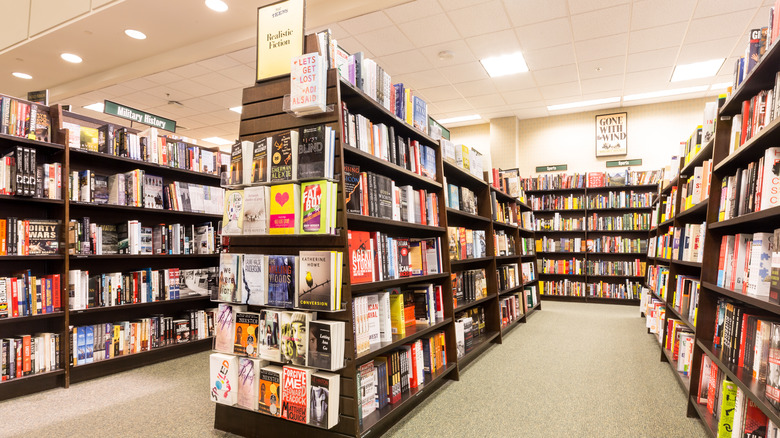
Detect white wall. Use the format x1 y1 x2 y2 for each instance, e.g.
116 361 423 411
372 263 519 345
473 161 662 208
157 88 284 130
450 97 712 177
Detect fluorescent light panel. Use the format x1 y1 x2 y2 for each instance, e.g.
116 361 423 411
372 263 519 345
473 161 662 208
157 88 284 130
229 106 242 114
203 136 232 145
547 97 620 111
205 0 228 12
83 102 104 112
61 53 82 63
480 52 528 78
12 72 32 79
124 29 147 40
671 58 724 82
623 85 708 101
438 114 481 124
710 82 731 90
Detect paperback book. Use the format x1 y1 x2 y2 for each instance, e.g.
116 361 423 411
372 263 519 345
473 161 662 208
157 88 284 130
267 255 298 308
242 186 270 235
259 365 283 416
209 353 238 405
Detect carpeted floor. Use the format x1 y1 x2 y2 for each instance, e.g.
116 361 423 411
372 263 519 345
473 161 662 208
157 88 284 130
0 301 707 437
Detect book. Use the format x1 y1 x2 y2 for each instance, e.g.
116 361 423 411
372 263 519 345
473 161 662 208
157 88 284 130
222 190 244 235
233 312 260 357
242 254 267 306
290 53 327 115
269 183 300 235
258 309 282 362
281 311 312 365
270 131 299 182
297 250 341 311
258 365 283 416
281 365 311 424
348 230 375 284
242 186 270 235
218 253 242 303
237 357 263 410
300 180 335 235
250 138 270 184
27 219 60 255
309 372 340 429
267 255 298 308
298 125 329 179
767 322 780 409
209 353 238 405
344 163 362 214
214 303 245 353
307 320 345 371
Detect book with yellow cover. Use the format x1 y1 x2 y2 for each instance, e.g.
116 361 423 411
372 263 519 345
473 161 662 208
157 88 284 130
389 292 405 336
300 180 334 235
233 312 260 357
269 183 300 235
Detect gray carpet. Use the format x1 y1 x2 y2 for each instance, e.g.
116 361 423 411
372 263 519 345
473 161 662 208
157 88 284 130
0 301 707 437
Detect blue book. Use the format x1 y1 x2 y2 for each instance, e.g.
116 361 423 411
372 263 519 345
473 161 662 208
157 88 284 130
77 326 86 366
267 255 297 308
448 184 459 209
85 325 94 364
412 96 427 133
393 84 404 119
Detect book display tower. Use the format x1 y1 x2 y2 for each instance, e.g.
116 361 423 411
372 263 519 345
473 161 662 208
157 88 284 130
211 34 539 438
643 39 780 435
525 178 657 305
0 96 222 400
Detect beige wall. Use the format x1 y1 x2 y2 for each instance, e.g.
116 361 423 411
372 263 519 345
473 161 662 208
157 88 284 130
450 97 712 177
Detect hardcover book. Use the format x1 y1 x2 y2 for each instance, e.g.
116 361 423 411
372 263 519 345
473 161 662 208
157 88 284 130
309 372 340 429
300 180 332 235
767 322 780 409
229 141 243 186
218 253 242 303
143 175 163 209
297 251 338 311
237 357 263 411
233 312 260 357
27 219 60 255
269 183 300 235
307 321 338 370
344 163 362 214
222 190 244 235
209 353 238 405
281 365 311 424
259 365 283 417
291 53 327 115
298 125 328 179
281 311 311 366
214 303 243 353
242 254 267 306
243 186 270 235
251 138 270 184
270 131 299 182
267 255 298 308
258 309 282 362
348 230 374 284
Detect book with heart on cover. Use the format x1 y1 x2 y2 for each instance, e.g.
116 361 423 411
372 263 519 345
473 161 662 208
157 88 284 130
269 183 300 235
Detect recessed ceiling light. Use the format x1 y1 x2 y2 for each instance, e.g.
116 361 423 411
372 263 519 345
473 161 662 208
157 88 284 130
710 82 731 90
671 59 725 82
12 72 32 79
547 97 621 111
229 106 243 114
438 50 454 61
205 0 228 12
203 136 233 145
480 52 528 78
124 29 147 40
83 102 105 112
437 114 481 124
61 53 83 63
623 85 709 101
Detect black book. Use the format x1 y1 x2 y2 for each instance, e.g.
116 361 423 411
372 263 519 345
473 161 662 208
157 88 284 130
344 163 362 214
378 175 393 220
93 175 109 204
388 126 396 166
376 65 383 104
27 219 60 255
15 146 24 197
397 136 407 170
307 321 332 369
298 125 327 179
88 275 99 308
368 172 377 217
116 128 129 157
98 124 115 154
101 224 118 254
35 165 43 198
179 182 191 212
340 103 350 148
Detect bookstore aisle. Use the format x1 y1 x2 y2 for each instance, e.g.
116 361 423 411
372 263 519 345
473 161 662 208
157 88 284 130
1 301 705 438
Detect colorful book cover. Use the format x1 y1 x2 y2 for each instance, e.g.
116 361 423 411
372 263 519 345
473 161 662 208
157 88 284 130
259 365 283 416
298 125 327 179
281 365 310 424
27 219 60 255
242 186 270 235
300 180 330 235
222 190 244 235
258 309 282 362
281 311 309 366
270 131 298 182
237 357 261 410
233 312 260 357
297 251 335 311
344 163 362 214
218 253 242 302
251 138 269 184
229 140 243 186
307 321 332 370
269 183 300 235
267 255 297 308
214 303 237 353
209 353 238 405
243 254 267 306
348 230 374 284
309 372 339 429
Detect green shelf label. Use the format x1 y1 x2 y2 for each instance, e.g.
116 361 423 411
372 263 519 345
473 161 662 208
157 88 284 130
103 100 176 132
606 159 642 168
536 164 568 172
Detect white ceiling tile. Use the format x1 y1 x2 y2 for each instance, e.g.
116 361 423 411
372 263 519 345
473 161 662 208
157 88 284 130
419 39 477 67
631 0 697 30
196 55 241 71
202 88 244 108
479 109 517 120
523 44 577 71
468 93 506 108
628 22 687 53
515 18 573 51
227 47 256 64
684 10 755 45
504 0 568 27
190 72 245 92
452 79 497 97
180 97 218 113
748 5 774 27
578 56 626 79
144 84 195 102
121 77 157 91
307 23 349 39
575 33 628 62
491 74 537 91
539 81 581 100
434 98 474 112
570 4 630 41
339 11 393 35
693 0 763 18
128 91 170 108
150 103 199 119
503 88 543 105
99 83 136 98
466 30 522 59
580 75 623 94
438 61 489 83
626 48 678 72
398 14 461 47
167 78 219 96
514 107 549 119
169 63 212 79
336 36 375 58
446 0 511 38
416 84 461 101
219 64 256 87
176 118 206 130
623 68 674 90
145 70 183 85
568 0 629 15
439 0 493 10
375 50 433 76
393 69 450 89
386 0 444 24
676 37 737 64
353 26 415 57
532 64 579 86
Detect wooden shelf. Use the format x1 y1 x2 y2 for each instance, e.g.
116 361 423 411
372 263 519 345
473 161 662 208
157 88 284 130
445 208 490 224
69 295 211 317
492 220 518 230
586 207 654 212
0 194 65 205
68 147 220 183
525 187 586 193
454 295 495 313
703 281 780 315
689 395 718 438
584 296 641 304
0 254 64 260
442 160 488 189
223 234 345 248
0 132 65 151
0 369 66 402
449 256 493 267
69 253 219 260
539 272 586 277
69 201 222 218
489 186 518 202
495 254 521 260
671 259 702 268
517 200 532 211
524 302 541 319
343 145 441 190
586 184 659 192
497 284 525 296
658 217 675 228
535 229 586 234
346 213 446 234
720 39 780 116
500 315 523 335
588 228 651 233
518 227 535 234
713 114 780 177
0 311 65 326
661 347 691 394
355 318 452 364
350 273 450 294
457 331 500 370
708 205 780 233
533 208 587 213
662 175 679 194
537 251 587 255
680 138 714 176
676 198 709 221
665 304 696 334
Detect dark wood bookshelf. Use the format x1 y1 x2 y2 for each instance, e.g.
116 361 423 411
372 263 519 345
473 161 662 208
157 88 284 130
343 145 441 191
658 217 675 228
0 311 65 326
689 395 718 438
712 114 780 176
708 204 780 232
0 369 67 402
533 208 587 213
661 347 691 394
703 281 780 314
671 259 702 268
587 206 654 212
0 194 65 205
442 160 488 188
457 331 500 370
345 213 446 234
719 39 780 116
662 175 680 194
449 256 494 267
355 318 452 364
665 304 696 334
588 228 651 233
445 207 491 223
489 186 517 202
680 138 714 176
68 253 219 260
68 295 211 316
350 273 450 294
676 198 709 220
68 201 223 219
455 295 496 312
0 254 65 260
0 132 66 150
535 229 587 234
492 220 518 230
537 251 587 255
525 187 586 194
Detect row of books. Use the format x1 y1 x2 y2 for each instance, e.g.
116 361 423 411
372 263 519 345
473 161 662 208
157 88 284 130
446 227 487 261
494 230 516 257
357 332 446 423
664 318 694 375
535 236 646 254
586 213 652 232
218 252 342 312
65 122 223 175
445 183 478 215
491 194 517 225
490 168 526 202
0 95 50 141
70 309 214 366
585 259 645 277
539 258 583 275
441 140 485 181
453 269 487 305
535 213 585 231
349 230 442 284
497 264 522 292
730 12 779 91
539 279 643 299
671 275 700 328
67 267 213 311
499 292 523 328
680 123 706 170
1 332 61 381
346 164 439 226
340 103 437 181
587 191 652 209
646 265 670 300
644 297 665 341
209 353 340 429
529 194 584 211
213 302 344 371
712 297 780 378
454 307 486 358
680 159 712 211
660 187 678 223
650 222 706 263
716 231 775 298
0 217 60 255
0 272 61 318
718 147 780 222
728 77 780 155
68 218 217 255
222 181 337 236
226 126 336 187
1 146 61 199
521 171 662 191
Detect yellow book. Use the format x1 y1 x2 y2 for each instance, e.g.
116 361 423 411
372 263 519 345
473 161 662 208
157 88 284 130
389 294 405 336
269 183 300 235
461 145 470 170
405 89 412 124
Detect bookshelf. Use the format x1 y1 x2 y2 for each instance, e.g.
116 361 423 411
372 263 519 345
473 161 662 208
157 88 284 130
527 183 656 304
212 35 540 438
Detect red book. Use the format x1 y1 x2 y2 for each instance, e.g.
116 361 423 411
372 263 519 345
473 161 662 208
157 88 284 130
741 99 751 146
743 398 769 436
408 343 418 388
706 362 718 414
22 334 31 374
348 230 375 284
738 314 752 368
52 274 61 311
16 339 22 378
10 278 18 317
281 365 310 424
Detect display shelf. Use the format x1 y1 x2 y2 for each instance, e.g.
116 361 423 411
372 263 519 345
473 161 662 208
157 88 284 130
534 229 587 234
0 194 65 205
708 205 780 232
518 227 535 234
492 220 518 230
588 251 644 255
533 208 587 213
494 254 521 260
500 315 523 335
586 207 654 212
650 288 664 303
658 217 675 228
525 187 586 194
538 272 586 277
222 234 345 248
355 318 452 364
689 395 718 438
489 186 517 203
68 147 221 183
69 253 219 260
661 347 691 394
662 176 679 194
457 331 500 370
585 274 645 279
0 311 65 326
584 297 641 305
680 138 714 177
345 213 446 234
497 284 525 296
539 294 586 302
537 251 587 255
586 184 660 192
524 302 541 319
517 200 532 211
671 259 702 268
519 253 536 259
69 201 222 219
587 229 651 233
0 132 66 150
0 254 65 260
350 273 450 294
454 295 496 313
68 295 211 316
445 208 491 223
343 145 441 191
0 369 66 402
720 39 780 116
449 256 493 267
442 160 488 188
676 198 709 220
713 115 780 176
665 304 696 334
703 281 780 314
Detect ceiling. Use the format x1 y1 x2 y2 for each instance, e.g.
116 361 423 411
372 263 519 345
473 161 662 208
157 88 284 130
1 0 773 148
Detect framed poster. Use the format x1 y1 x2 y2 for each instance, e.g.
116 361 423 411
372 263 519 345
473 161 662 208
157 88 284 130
256 0 305 82
595 112 627 157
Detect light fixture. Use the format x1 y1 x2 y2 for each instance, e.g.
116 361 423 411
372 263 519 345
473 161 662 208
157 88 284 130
124 29 147 40
61 53 83 63
203 136 233 145
438 50 454 61
480 52 528 78
671 59 725 82
623 85 709 101
12 72 32 79
229 106 243 114
83 103 105 112
547 97 620 111
205 0 228 12
437 114 481 124
710 82 731 90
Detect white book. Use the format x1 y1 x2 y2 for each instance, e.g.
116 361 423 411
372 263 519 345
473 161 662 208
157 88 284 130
242 186 270 235
376 291 392 343
760 147 780 211
747 232 773 297
210 353 239 405
237 357 265 410
290 53 327 114
242 254 267 306
366 294 381 345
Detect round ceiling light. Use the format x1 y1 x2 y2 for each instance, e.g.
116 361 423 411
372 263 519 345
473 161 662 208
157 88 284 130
205 0 228 12
61 53 83 63
124 29 147 40
12 72 32 79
